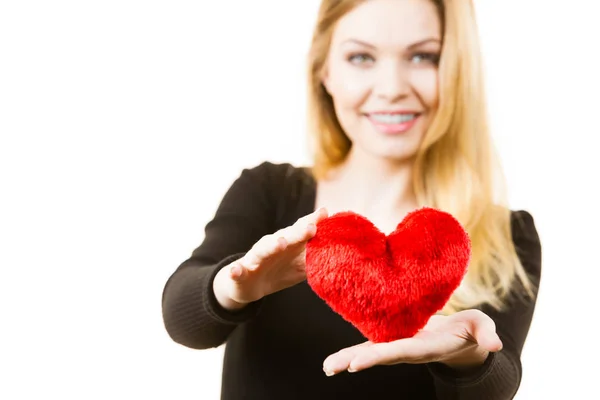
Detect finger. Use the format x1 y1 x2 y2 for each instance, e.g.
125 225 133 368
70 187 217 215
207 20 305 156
457 310 503 352
246 235 288 268
295 207 329 229
276 217 319 246
322 342 373 375
296 222 318 243
280 222 315 244
471 317 502 352
347 339 427 372
247 208 328 264
289 207 328 242
346 335 444 373
228 260 248 282
305 222 317 238
312 206 329 223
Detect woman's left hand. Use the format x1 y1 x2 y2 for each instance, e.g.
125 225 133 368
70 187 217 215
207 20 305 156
323 309 503 376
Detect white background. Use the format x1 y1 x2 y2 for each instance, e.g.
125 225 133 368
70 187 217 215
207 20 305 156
1 1 599 399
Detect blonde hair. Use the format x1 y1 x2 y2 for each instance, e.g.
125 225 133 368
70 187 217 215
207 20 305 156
306 0 534 313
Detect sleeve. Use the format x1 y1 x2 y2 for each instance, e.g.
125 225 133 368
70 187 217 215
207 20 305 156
161 162 279 350
427 210 542 399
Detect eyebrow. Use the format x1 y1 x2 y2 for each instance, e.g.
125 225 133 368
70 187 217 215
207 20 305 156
342 37 441 49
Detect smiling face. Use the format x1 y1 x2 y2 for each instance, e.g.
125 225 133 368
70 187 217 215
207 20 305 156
321 0 442 163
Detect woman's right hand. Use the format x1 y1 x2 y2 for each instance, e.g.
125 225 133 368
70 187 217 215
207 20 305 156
213 207 329 311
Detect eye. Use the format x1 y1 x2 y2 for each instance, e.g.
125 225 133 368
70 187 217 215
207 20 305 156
347 53 374 66
411 52 440 65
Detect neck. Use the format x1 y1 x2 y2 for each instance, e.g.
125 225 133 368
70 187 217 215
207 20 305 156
327 148 418 214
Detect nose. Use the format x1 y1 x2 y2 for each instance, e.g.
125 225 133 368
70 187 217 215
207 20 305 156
374 61 411 101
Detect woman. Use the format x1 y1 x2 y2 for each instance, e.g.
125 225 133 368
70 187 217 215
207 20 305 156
161 0 542 399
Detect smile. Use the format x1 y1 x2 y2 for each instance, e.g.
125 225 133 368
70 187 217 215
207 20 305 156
365 113 420 134
368 113 418 124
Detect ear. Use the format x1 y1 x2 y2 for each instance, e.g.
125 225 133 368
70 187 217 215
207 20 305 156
320 64 331 94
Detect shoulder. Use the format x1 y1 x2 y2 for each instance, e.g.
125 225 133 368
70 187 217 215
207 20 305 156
217 161 311 209
510 210 537 237
240 161 313 186
509 209 542 281
509 210 541 252
239 161 315 197
239 161 316 227
237 161 316 221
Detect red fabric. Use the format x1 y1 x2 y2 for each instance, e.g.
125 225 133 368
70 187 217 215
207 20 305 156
305 207 471 343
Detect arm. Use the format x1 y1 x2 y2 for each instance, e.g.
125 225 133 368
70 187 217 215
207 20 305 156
161 162 277 349
427 210 542 399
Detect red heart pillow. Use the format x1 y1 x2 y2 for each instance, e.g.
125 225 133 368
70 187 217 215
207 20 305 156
305 207 470 343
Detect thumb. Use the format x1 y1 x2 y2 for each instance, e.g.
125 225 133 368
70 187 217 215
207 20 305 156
470 314 503 352
229 261 248 282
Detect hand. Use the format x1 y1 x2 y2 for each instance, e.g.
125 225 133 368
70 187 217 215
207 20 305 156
213 207 329 311
322 309 502 376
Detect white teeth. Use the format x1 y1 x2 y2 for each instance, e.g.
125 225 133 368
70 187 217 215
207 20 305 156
369 113 417 124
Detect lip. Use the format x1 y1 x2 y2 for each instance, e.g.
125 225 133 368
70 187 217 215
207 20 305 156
365 112 421 134
366 110 421 115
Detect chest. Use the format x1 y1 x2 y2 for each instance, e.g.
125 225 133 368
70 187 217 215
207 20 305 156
313 182 410 235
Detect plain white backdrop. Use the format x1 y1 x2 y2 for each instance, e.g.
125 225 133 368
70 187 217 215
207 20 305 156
1 1 599 399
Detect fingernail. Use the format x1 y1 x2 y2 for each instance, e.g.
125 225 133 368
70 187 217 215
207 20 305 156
323 368 334 376
347 367 356 373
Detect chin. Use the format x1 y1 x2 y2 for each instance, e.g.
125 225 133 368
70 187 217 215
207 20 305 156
355 145 419 163
379 151 419 163
365 136 423 162
343 119 426 162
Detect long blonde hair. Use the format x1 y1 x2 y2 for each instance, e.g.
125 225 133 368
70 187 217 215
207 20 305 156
306 0 534 313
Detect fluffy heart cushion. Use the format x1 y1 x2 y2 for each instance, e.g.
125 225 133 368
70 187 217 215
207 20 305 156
305 207 471 343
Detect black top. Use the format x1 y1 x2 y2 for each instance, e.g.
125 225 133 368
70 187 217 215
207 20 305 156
161 161 542 400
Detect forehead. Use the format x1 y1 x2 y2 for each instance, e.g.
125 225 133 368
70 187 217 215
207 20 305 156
331 0 442 47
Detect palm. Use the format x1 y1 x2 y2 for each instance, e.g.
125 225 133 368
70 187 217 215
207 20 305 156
322 310 502 376
246 242 308 298
403 314 482 362
229 237 315 305
222 208 329 306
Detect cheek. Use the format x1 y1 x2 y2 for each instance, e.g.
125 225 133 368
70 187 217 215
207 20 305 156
329 65 371 109
411 69 439 109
